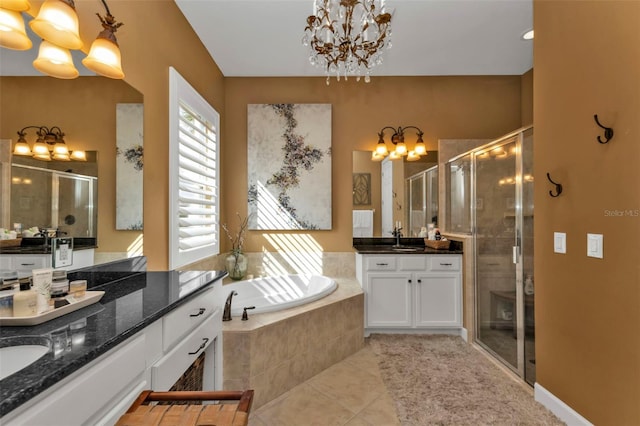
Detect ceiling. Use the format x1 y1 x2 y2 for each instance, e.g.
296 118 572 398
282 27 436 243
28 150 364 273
175 0 533 78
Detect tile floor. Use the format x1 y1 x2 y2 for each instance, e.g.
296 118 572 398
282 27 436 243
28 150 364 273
248 344 400 426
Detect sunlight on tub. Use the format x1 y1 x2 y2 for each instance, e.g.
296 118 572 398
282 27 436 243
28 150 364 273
252 275 304 305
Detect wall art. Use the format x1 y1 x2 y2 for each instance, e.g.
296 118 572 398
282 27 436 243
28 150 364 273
116 103 144 230
247 104 332 230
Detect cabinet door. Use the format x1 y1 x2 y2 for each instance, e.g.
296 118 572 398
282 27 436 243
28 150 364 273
366 273 412 327
414 273 461 327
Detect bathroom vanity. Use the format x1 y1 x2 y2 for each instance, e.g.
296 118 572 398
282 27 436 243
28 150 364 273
0 258 226 425
354 239 464 337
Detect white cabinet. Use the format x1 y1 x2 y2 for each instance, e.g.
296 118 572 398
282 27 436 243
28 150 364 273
0 249 95 272
357 253 462 334
2 285 223 425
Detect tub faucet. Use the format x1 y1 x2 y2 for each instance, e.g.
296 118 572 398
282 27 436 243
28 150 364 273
222 290 238 321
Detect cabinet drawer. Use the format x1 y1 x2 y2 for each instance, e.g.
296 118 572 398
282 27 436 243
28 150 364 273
429 256 461 271
365 257 397 271
162 287 217 351
398 256 428 271
153 312 217 390
11 255 49 271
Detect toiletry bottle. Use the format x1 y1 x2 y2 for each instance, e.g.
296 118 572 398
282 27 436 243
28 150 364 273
32 268 53 314
13 277 37 317
69 280 87 298
51 270 69 297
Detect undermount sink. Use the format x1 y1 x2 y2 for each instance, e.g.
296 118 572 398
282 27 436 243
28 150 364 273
391 246 424 252
0 337 51 381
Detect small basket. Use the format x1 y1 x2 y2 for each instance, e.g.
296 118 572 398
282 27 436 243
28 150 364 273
424 239 451 250
0 238 21 248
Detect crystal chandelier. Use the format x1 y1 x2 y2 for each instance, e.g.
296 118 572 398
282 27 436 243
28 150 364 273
303 0 392 85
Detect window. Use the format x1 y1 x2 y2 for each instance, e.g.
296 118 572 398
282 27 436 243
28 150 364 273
169 67 220 269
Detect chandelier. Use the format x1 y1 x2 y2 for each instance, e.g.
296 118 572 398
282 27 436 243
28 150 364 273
303 0 392 85
372 126 426 161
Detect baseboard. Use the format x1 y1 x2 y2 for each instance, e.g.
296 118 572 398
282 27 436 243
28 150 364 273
364 327 463 337
460 327 468 342
534 383 593 426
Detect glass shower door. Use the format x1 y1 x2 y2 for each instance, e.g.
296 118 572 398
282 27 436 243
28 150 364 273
475 137 520 372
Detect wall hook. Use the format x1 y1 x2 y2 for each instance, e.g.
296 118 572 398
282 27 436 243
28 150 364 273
547 173 563 197
594 114 614 144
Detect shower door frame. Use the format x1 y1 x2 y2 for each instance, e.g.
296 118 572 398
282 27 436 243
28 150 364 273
447 126 533 381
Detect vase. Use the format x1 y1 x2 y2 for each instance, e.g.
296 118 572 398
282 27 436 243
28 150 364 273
225 252 248 280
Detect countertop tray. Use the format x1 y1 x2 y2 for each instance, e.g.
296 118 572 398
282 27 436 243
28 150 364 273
0 291 105 326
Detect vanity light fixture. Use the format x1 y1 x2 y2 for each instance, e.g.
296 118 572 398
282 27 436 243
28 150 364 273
0 0 125 79
82 0 124 79
0 7 32 50
372 126 426 161
29 0 82 50
13 125 86 161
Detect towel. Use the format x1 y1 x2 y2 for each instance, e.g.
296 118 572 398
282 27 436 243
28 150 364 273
353 210 374 237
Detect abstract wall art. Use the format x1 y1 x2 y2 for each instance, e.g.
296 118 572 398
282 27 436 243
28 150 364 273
116 103 144 230
247 104 332 230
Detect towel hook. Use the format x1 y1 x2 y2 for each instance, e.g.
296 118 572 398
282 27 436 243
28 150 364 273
547 173 562 197
594 114 614 144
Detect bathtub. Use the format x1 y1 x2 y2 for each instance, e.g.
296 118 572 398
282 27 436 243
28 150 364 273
219 274 337 316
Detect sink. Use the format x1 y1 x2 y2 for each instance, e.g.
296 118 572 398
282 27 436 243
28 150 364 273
391 246 424 252
0 337 51 380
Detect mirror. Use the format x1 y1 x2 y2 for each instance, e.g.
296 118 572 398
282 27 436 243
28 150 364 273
0 75 144 266
352 150 438 238
10 152 98 239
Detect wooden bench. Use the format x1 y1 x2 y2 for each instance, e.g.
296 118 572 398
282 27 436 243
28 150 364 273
116 390 254 426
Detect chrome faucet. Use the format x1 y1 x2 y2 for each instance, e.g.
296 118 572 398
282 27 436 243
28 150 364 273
222 290 237 321
392 226 403 247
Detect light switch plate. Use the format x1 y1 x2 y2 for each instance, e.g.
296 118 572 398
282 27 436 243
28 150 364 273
554 232 566 254
587 233 603 258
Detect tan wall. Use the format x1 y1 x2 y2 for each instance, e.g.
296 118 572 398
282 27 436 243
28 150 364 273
521 69 533 126
534 1 640 424
7 0 224 269
223 76 522 253
0 77 142 253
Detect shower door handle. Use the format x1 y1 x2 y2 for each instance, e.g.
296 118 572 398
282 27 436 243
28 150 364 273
513 246 518 264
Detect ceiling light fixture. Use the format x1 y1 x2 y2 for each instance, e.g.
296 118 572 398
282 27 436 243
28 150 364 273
303 0 392 85
13 125 86 161
0 0 124 79
373 126 426 161
82 0 124 79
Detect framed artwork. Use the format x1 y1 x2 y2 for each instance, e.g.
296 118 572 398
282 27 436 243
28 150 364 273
247 104 332 230
353 173 371 205
116 103 144 230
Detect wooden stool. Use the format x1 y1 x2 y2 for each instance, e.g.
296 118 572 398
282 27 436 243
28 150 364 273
116 390 254 426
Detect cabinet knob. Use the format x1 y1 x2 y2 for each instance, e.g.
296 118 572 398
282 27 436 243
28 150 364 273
417 279 422 283
408 279 412 283
440 263 453 266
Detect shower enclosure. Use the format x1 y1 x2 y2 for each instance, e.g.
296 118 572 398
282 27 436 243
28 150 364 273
10 164 97 238
447 127 534 384
406 165 438 236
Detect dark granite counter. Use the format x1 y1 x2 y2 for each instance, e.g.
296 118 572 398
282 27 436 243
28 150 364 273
0 237 97 255
0 259 226 418
353 237 463 255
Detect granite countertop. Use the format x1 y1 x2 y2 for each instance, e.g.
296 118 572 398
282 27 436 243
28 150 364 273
353 237 464 255
0 267 227 418
0 237 98 254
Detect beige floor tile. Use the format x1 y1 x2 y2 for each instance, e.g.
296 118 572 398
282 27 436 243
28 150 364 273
355 392 401 426
344 416 372 426
247 414 268 426
256 383 356 426
343 347 382 377
308 359 386 414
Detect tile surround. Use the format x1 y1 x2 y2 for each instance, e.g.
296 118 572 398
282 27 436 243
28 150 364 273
222 277 364 409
